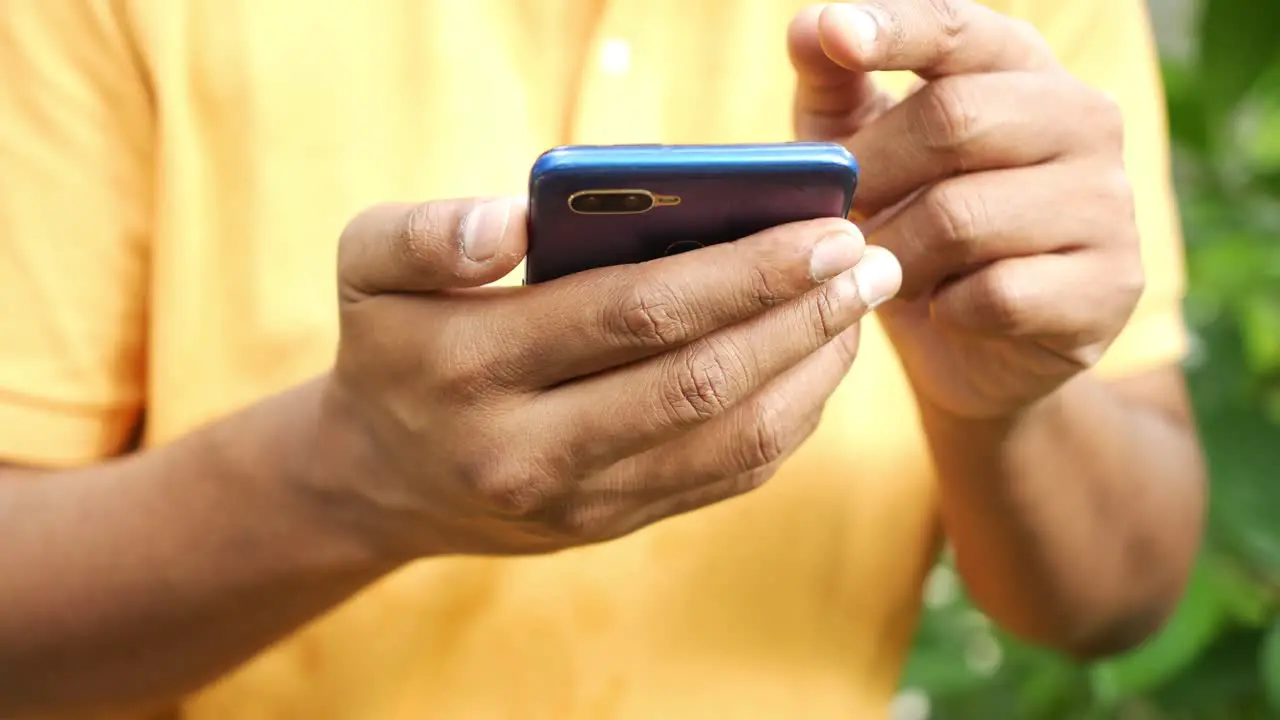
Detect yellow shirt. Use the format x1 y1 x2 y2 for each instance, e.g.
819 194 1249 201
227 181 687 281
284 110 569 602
0 1 1186 718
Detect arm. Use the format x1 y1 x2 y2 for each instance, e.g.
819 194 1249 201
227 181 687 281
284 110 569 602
924 367 1205 659
0 5 393 711
0 382 397 715
0 4 897 704
788 0 1204 658
0 205 894 716
927 0 1205 659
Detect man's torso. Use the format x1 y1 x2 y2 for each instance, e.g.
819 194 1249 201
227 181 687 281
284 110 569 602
109 1 968 716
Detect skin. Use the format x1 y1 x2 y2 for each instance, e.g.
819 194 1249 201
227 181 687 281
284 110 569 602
0 0 1205 715
788 1 1205 656
1 203 900 714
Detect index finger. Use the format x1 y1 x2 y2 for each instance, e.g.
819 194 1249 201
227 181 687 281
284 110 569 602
818 0 1059 78
456 217 869 389
789 3 897 139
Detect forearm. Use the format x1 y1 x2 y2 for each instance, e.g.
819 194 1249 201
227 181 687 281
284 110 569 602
923 369 1206 659
0 379 397 716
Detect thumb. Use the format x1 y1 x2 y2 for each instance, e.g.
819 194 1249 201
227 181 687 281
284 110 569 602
788 3 895 141
337 196 527 302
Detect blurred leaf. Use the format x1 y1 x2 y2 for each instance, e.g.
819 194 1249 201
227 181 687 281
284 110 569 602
1186 233 1274 300
1196 397 1280 578
1266 382 1280 426
1162 57 1211 154
1206 559 1275 628
1149 628 1269 716
1197 0 1280 133
1013 660 1084 717
1089 560 1229 704
1264 620 1280 711
1238 65 1280 170
901 650 989 696
1240 293 1280 373
1254 168 1280 197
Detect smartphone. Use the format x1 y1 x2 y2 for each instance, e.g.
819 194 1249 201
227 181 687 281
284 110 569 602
524 142 859 284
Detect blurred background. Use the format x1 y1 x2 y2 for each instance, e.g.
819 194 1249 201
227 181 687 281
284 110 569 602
902 0 1280 716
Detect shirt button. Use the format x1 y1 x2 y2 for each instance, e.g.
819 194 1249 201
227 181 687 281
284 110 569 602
598 38 632 77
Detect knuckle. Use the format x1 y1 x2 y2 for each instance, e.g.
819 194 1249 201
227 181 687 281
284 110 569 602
1096 90 1125 129
798 408 825 443
662 338 745 425
464 453 526 511
972 271 1029 329
926 0 969 55
1118 255 1147 305
476 463 561 517
744 402 789 469
923 183 985 257
1070 342 1110 369
1094 91 1127 151
1104 167 1137 222
609 279 695 348
918 79 981 158
429 348 491 397
747 265 791 309
1008 17 1050 55
828 327 862 368
556 503 608 539
492 483 549 517
811 280 846 341
736 465 778 495
398 202 452 270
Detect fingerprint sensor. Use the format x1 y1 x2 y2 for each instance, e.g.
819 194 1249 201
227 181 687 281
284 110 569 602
664 240 705 256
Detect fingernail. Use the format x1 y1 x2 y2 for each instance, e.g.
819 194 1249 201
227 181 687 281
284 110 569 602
850 245 902 309
827 3 879 49
460 197 519 262
810 229 866 282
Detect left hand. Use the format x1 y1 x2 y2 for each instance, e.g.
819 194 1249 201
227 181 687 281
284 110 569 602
789 0 1145 420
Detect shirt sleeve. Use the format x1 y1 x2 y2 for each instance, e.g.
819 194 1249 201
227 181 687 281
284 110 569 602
1013 0 1190 379
0 0 154 467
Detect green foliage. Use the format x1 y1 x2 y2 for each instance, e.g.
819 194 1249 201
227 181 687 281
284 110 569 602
905 0 1280 716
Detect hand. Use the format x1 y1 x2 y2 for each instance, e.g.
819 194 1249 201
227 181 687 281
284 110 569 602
314 197 902 557
790 1 1144 420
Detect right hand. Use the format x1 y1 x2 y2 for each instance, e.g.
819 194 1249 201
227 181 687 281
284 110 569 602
316 196 902 558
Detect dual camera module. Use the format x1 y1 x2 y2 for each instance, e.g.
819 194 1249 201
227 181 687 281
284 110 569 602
569 190 655 214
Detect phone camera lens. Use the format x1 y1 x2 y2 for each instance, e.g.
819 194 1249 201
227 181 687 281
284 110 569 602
571 194 603 213
570 191 653 213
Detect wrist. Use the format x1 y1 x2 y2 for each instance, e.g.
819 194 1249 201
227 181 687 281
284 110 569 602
915 386 1065 492
914 370 1090 442
308 373 455 564
916 394 1022 450
206 377 409 574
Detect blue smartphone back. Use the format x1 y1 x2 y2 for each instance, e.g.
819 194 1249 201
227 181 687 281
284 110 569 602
525 142 859 284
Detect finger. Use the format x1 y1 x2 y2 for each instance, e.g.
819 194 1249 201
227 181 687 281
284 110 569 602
789 4 896 140
562 322 861 540
338 196 526 301
929 251 1144 354
871 162 1133 299
549 457 786 544
818 0 1059 78
633 325 854 491
601 462 785 541
580 321 862 534
465 217 869 389
542 247 898 470
846 71 1113 216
